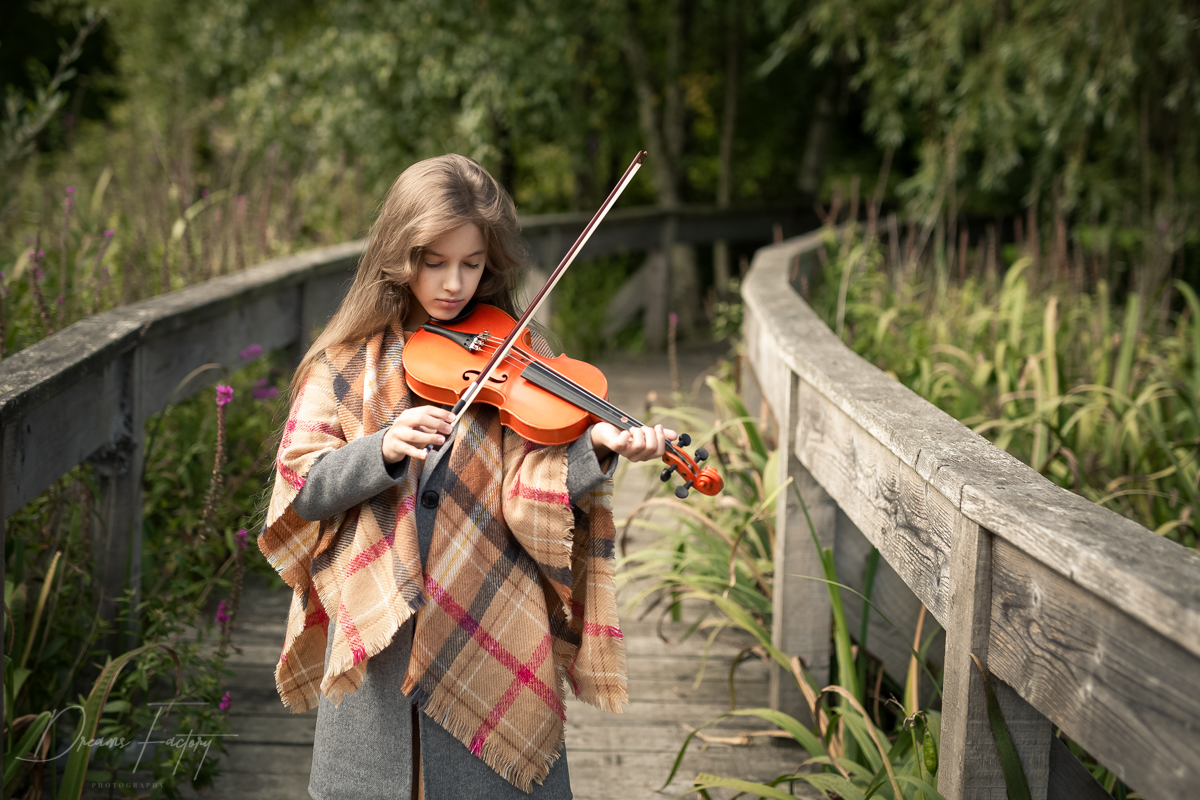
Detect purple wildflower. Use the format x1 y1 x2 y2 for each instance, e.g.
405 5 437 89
34 267 43 280
216 600 230 625
216 384 234 406
252 378 278 401
669 312 678 326
236 528 248 551
65 186 75 196
202 188 210 199
55 295 64 305
219 691 231 712
239 343 263 362
104 229 115 238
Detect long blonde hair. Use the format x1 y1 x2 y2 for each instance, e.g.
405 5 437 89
288 154 529 407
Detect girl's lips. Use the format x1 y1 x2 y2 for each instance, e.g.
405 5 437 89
435 298 463 308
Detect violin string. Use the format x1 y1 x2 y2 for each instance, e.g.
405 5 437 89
467 335 688 459
469 337 646 429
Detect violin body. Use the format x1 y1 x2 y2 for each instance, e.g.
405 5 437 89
403 304 610 446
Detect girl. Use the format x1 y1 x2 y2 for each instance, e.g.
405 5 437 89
258 154 675 800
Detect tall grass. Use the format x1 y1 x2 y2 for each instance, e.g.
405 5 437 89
2 117 373 357
810 222 1200 553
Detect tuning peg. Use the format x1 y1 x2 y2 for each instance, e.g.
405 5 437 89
674 479 694 499
677 433 691 446
660 465 677 482
694 447 708 462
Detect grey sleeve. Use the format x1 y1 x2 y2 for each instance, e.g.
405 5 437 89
566 424 618 505
291 428 410 521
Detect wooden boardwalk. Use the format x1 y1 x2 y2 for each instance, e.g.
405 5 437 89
188 345 817 800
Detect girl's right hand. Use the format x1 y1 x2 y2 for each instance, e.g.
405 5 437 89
383 405 456 462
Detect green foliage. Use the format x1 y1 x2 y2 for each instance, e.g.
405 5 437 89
767 0 1200 236
620 374 951 798
811 224 1200 551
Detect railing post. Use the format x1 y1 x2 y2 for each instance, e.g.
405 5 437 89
88 347 146 651
769 370 834 725
941 515 1051 799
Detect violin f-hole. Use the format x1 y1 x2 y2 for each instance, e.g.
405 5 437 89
463 369 508 385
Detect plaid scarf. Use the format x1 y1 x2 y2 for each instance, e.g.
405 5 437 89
258 322 628 791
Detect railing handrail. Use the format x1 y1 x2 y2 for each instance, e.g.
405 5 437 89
0 203 806 426
743 231 1200 656
743 228 1200 800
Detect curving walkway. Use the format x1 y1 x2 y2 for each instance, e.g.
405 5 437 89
185 344 817 800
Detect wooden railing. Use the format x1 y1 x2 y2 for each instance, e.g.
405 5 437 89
0 203 811 630
740 230 1200 800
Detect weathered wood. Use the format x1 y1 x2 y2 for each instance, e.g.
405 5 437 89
90 347 146 644
1 242 361 518
963 481 1200 661
939 514 998 797
770 370 830 724
742 237 1200 665
795 378 955 626
939 516 1051 799
989 538 1200 799
772 454 836 718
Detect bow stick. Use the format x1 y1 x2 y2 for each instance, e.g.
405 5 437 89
429 150 647 449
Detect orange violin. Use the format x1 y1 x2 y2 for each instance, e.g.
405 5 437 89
403 303 723 498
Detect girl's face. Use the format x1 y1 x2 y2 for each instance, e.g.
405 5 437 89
405 223 486 328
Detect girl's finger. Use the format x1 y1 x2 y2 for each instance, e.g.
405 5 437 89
423 412 453 433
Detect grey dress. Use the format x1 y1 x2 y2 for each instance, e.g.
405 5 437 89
293 423 616 800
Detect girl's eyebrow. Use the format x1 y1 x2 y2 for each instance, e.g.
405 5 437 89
426 250 486 258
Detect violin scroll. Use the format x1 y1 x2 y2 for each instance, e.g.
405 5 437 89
659 432 723 498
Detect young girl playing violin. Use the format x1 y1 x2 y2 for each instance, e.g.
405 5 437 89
258 154 675 800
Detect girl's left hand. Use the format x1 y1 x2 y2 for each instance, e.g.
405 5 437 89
590 422 677 464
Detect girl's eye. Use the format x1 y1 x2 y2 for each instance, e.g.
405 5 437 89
465 262 483 269
424 261 443 268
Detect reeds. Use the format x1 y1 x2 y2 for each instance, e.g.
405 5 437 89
810 214 1199 553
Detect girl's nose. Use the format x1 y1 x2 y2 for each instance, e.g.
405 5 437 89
443 266 462 292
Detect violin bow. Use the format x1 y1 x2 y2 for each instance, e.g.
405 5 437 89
436 150 647 440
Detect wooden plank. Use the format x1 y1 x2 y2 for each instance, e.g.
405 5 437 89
564 748 822 800
795 379 955 626
743 240 1200 662
3 348 128 515
989 538 1200 799
92 347 146 637
964 481 1200 661
939 514 1002 798
775 458 836 699
939 516 1051 800
770 370 832 724
139 287 302 415
740 311 790 423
